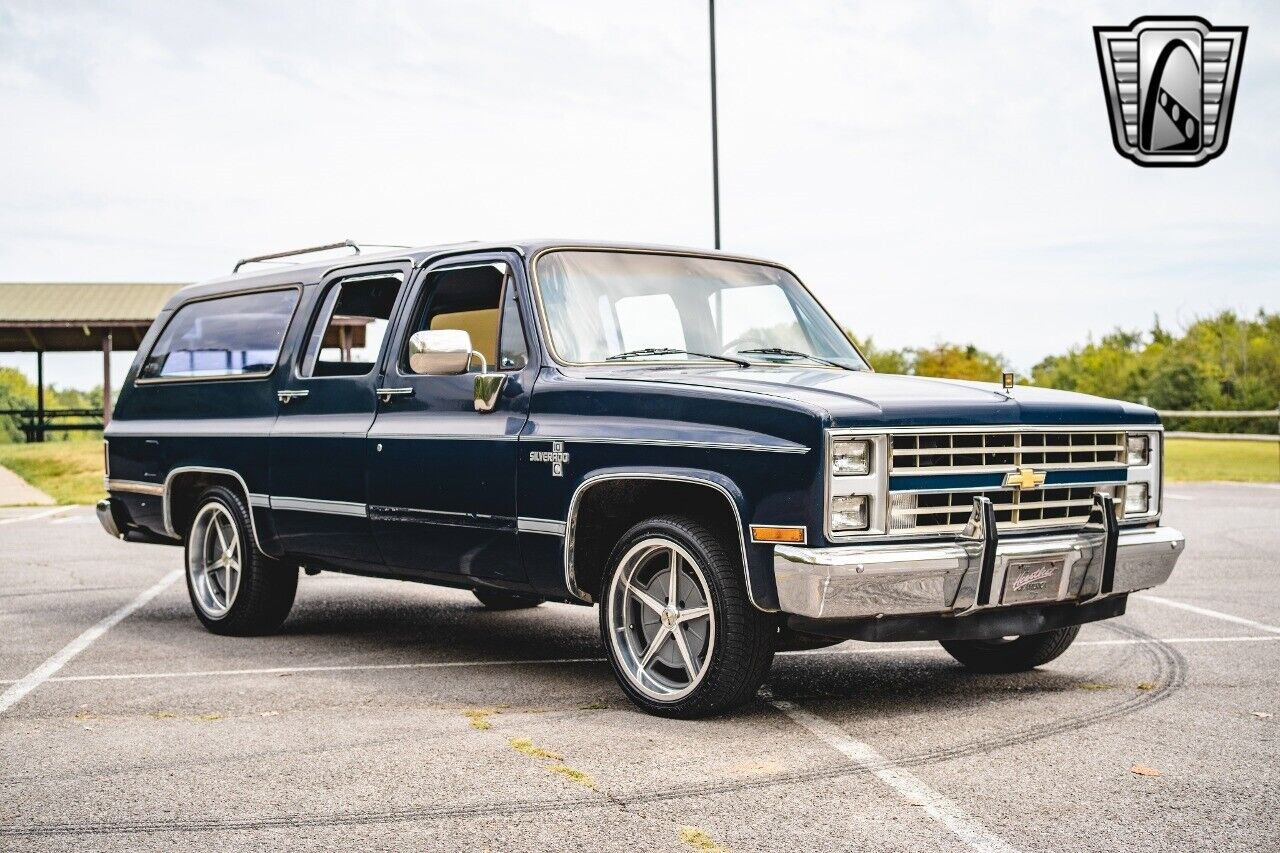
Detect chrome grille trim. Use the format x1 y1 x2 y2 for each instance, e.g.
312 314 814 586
890 430 1125 474
888 485 1126 534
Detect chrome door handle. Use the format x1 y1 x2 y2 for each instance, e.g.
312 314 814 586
277 389 310 404
376 387 414 403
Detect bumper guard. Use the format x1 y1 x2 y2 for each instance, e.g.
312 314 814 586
774 493 1184 621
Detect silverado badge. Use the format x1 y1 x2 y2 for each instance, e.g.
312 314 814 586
1094 16 1247 167
529 441 570 477
1004 467 1047 491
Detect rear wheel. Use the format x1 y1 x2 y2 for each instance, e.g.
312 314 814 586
599 515 774 718
184 486 297 636
939 625 1080 673
473 588 544 610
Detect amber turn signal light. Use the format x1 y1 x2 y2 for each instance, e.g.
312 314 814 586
750 526 806 544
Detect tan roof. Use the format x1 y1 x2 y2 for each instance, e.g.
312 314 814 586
0 283 186 323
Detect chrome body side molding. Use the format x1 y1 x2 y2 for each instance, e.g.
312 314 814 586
518 517 567 536
270 496 368 517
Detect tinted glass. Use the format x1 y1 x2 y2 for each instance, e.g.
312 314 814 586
141 289 297 379
497 276 529 371
300 273 403 377
407 263 514 372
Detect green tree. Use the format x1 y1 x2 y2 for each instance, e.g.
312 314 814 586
910 344 1004 382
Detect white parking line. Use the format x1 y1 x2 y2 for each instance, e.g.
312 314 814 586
0 569 181 714
1139 594 1280 635
773 699 1018 853
5 634 1275 687
0 506 73 526
0 656 606 685
1164 493 1193 501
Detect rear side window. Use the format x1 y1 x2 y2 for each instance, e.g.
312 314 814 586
140 288 298 380
299 273 404 378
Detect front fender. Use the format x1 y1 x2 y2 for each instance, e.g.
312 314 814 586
562 465 781 611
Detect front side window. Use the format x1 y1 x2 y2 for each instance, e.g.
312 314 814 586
404 263 528 372
300 273 403 377
535 250 867 369
140 288 298 379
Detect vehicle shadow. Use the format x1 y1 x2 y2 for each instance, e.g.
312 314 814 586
143 578 1143 721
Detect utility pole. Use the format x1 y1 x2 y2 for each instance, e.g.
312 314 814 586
709 0 721 250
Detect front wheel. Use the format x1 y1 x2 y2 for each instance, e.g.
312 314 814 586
184 486 297 636
599 515 775 718
939 625 1080 673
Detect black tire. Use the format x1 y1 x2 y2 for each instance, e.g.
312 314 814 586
598 515 775 718
183 485 297 636
939 625 1081 673
473 588 544 610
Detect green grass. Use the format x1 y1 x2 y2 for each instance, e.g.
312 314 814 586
1166 438 1279 483
0 440 105 505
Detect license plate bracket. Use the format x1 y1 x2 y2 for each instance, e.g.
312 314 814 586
1002 557 1066 604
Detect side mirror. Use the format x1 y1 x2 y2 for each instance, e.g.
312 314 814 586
408 329 478 375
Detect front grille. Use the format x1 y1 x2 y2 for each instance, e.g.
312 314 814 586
891 430 1124 473
885 429 1127 536
889 485 1126 533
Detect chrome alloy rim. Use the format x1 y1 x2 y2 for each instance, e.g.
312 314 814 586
606 537 715 702
188 502 242 619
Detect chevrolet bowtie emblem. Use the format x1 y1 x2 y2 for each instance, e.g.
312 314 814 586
1004 468 1047 490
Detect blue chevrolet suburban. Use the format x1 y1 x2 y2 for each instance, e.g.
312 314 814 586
98 240 1184 717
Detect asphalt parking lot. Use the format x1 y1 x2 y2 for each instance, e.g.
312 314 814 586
2 483 1277 852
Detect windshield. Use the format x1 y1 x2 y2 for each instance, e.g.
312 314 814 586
534 250 868 370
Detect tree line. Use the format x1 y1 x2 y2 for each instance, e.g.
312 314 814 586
851 309 1279 434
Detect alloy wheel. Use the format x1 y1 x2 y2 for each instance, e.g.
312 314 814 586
188 502 242 619
606 537 715 702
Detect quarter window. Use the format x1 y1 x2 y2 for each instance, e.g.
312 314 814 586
140 288 298 380
300 273 404 377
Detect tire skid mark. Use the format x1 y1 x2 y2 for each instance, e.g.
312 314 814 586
0 624 1187 838
625 623 1187 805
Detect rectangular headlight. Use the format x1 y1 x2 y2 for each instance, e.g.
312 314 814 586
831 495 869 531
1126 433 1150 466
1124 483 1149 515
832 439 872 476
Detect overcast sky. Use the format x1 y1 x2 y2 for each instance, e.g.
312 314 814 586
2 0 1276 389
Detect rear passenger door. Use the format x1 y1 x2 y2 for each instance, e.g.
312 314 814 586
366 254 536 584
268 263 408 564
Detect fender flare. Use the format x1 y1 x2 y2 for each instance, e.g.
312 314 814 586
562 467 778 613
163 466 271 555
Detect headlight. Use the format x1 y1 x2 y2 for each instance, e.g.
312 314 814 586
1126 433 1150 466
1124 483 1149 515
831 495 869 531
832 439 872 476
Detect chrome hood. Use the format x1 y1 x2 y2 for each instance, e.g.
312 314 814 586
582 366 1159 428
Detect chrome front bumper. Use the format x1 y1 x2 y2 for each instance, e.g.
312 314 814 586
774 494 1184 621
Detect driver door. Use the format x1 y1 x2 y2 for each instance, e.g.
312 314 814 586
366 254 536 584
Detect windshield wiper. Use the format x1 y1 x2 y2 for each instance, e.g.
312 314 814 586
606 347 750 368
736 347 854 370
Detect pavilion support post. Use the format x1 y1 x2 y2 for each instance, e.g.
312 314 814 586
102 332 113 428
36 350 45 443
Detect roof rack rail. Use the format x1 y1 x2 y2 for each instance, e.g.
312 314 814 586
232 240 411 273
